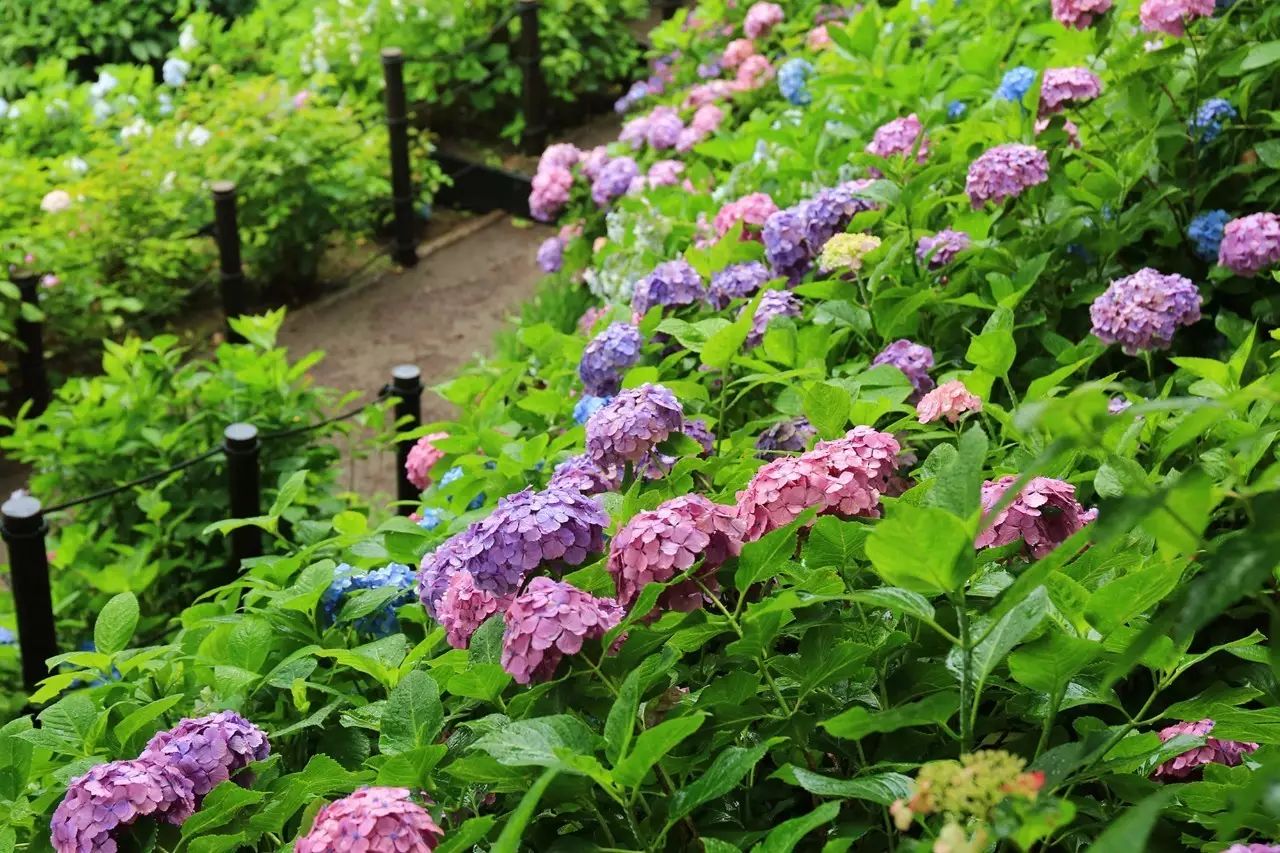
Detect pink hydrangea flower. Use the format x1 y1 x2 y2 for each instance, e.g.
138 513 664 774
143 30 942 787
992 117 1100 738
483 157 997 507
141 711 270 799
684 81 737 110
805 427 902 520
744 1 784 38
722 38 757 68
735 455 832 541
1218 212 1280 277
405 432 449 490
1039 67 1103 115
1225 845 1280 853
917 381 983 424
735 55 775 91
714 192 779 240
965 144 1050 208
976 476 1097 558
677 104 726 151
437 569 511 649
807 24 832 49
501 577 624 683
577 305 609 335
1152 719 1258 781
866 114 929 165
295 787 442 853
645 106 684 150
1052 0 1113 28
51 759 197 853
619 115 650 148
1140 0 1214 36
607 495 745 613
1035 116 1082 148
529 165 573 222
646 159 685 189
1090 268 1201 354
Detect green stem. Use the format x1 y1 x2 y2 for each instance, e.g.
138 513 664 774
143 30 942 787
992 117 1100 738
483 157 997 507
954 596 973 753
1035 685 1064 760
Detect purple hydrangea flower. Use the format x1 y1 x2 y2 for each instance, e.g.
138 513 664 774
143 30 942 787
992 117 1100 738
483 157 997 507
916 230 971 268
763 208 812 282
585 383 684 472
438 569 512 649
1152 718 1258 780
873 339 936 399
1039 67 1103 116
966 144 1050 208
1108 396 1132 414
501 577 624 683
1089 267 1201 354
866 114 929 164
142 711 270 799
417 527 485 619
1187 210 1230 261
51 759 197 853
803 180 878 249
1218 212 1280 277
744 290 802 348
976 476 1097 558
592 157 640 207
646 107 684 150
538 143 581 172
536 236 564 273
547 453 621 495
580 322 643 396
755 417 816 457
709 261 772 308
295 787 442 853
1225 845 1280 853
632 259 707 315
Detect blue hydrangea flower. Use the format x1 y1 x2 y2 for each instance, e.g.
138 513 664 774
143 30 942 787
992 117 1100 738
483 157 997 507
778 59 814 107
574 395 612 425
416 507 446 531
995 66 1037 103
0 626 15 645
947 100 967 119
162 58 190 88
320 562 416 637
1188 209 1231 260
1190 99 1237 144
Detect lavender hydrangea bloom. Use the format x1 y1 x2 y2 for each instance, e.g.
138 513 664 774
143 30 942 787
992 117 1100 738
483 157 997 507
592 157 640 207
803 181 877 249
573 394 612 425
1225 845 1280 853
536 236 564 273
866 114 929 164
417 527 484 619
709 262 771 308
1108 396 1132 415
579 322 643 396
1218 212 1280 276
1089 268 1201 354
778 58 814 106
966 144 1050 208
295 787 442 853
632 260 707 316
744 290 802 348
1152 718 1258 780
874 339 936 399
916 230 971 268
51 759 197 853
142 711 270 799
755 417 816 457
501 577 624 683
975 476 1097 558
548 453 621 495
1039 67 1102 115
586 383 684 471
320 562 417 636
637 418 715 480
646 107 684 149
615 80 649 113
763 208 812 282
995 66 1037 102
1190 98 1236 143
1187 210 1230 260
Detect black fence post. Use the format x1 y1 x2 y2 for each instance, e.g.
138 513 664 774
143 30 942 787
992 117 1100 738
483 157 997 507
1 494 57 694
658 0 681 19
224 423 262 569
381 48 419 268
392 365 423 515
212 181 248 344
12 273 50 417
517 0 549 154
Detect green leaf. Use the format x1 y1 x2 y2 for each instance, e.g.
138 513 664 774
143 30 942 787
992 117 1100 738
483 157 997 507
269 470 308 516
866 504 973 594
804 516 868 572
1008 633 1100 696
822 691 959 740
613 713 707 788
752 801 840 853
604 651 675 764
492 769 558 853
1083 790 1174 853
847 587 936 624
735 511 811 591
1242 40 1280 71
779 766 912 805
116 695 184 746
966 310 1016 378
94 592 139 656
803 381 851 439
949 586 1049 693
180 784 265 837
470 716 597 770
435 817 496 853
668 744 769 825
379 670 443 756
924 425 987 519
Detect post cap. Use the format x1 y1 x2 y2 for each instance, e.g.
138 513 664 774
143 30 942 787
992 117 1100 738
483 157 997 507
392 364 421 383
224 422 259 449
381 47 404 62
1 494 43 537
211 180 237 197
1 494 41 521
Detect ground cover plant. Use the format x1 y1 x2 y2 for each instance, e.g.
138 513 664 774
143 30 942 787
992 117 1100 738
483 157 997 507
5 0 1280 851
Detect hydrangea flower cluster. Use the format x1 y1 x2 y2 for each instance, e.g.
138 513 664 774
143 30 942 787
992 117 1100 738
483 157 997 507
1140 0 1214 35
295 787 443 852
722 38 757 68
592 157 640 207
579 322 643 396
321 562 417 636
547 453 621 496
755 417 816 457
947 100 967 119
1039 67 1102 115
917 381 983 424
501 577 624 684
586 383 684 472
608 495 745 613
631 259 706 315
995 66 1037 102
573 394 612 425
1152 719 1258 780
1089 267 1202 354
529 144 579 222
735 55 775 90
1188 209 1231 260
764 182 877 280
51 759 197 852
778 59 813 106
405 431 449 490
577 305 609 336
891 750 1044 831
744 1 784 38
744 290 802 348
709 261 771 308
873 339 936 399
1218 212 1280 276
966 144 1050 208
141 712 271 799
536 236 564 273
1225 845 1280 853
916 230 971 268
819 233 882 273
1052 0 1113 28
641 159 685 192
975 476 1097 558
438 569 511 649
866 114 929 165
1190 98 1237 143
714 193 779 240
677 104 725 151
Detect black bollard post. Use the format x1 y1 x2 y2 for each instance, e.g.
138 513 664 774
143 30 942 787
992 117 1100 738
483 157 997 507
392 365 423 515
659 0 681 19
212 181 248 344
1 494 58 694
13 273 51 417
516 0 548 154
381 48 419 268
224 423 263 569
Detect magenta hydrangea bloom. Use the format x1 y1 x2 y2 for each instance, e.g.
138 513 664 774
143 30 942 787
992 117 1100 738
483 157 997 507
1039 67 1103 115
866 114 929 164
917 380 983 424
579 146 610 181
916 230 971 268
722 38 757 68
743 290 802 348
805 426 902 519
632 259 707 315
1225 845 1280 853
501 577 624 683
1052 0 1113 28
530 166 573 222
51 759 197 853
142 711 270 799
465 487 609 595
744 1 784 38
548 453 621 495
580 322 644 396
438 569 512 649
586 383 684 471
592 157 640 207
1140 0 1214 36
1152 719 1258 781
646 159 685 189
735 455 832 540
976 476 1097 558
1218 212 1280 277
874 339 935 399
965 144 1050 209
677 104 725 151
755 417 816 457
608 495 746 613
1089 268 1201 354
714 192 779 240
536 236 564 273
405 432 449 491
709 261 771 309
295 787 443 853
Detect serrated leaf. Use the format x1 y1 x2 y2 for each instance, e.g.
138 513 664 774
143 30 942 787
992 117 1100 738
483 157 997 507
380 670 443 756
